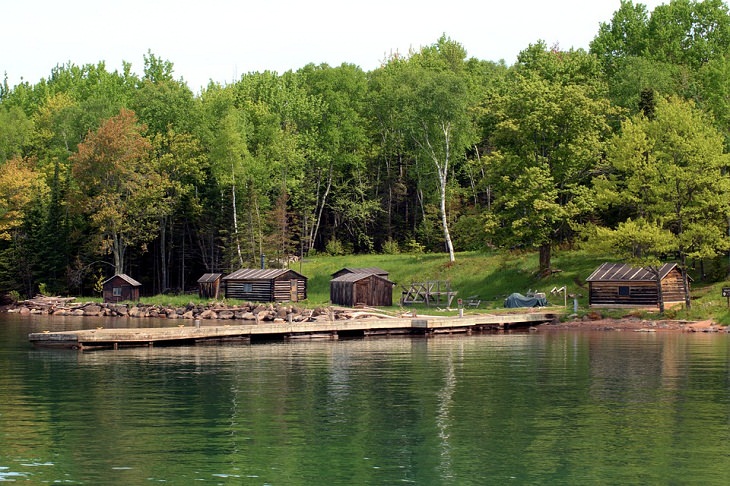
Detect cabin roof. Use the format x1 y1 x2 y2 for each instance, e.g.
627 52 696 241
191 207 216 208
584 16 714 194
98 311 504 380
331 273 395 285
223 268 306 281
102 274 142 287
586 262 679 283
332 267 389 276
197 273 223 284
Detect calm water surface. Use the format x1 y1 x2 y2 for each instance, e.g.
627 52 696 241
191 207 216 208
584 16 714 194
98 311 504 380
1 314 729 484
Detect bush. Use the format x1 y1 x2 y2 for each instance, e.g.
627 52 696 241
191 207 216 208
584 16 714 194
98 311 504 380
326 238 346 256
382 238 400 255
404 239 425 254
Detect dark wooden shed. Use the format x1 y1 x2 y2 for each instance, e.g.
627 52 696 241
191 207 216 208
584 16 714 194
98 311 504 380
222 268 307 302
331 267 390 280
102 274 142 303
330 272 396 307
586 262 688 308
197 273 223 299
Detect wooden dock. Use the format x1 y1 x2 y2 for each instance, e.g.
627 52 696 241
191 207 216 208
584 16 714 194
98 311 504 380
28 312 559 350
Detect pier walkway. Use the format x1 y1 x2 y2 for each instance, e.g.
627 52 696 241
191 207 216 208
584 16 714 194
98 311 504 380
29 312 559 350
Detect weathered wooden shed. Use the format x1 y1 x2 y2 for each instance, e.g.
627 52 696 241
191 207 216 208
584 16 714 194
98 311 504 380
331 267 390 280
222 268 307 302
586 262 688 308
197 273 223 299
330 272 396 307
102 274 142 303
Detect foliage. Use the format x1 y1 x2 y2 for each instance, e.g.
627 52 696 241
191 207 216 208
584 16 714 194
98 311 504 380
2 3 730 296
325 237 347 256
484 43 614 273
382 238 400 255
71 109 164 274
593 96 730 266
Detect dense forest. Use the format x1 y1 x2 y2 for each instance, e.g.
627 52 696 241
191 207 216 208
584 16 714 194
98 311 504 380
1 0 730 298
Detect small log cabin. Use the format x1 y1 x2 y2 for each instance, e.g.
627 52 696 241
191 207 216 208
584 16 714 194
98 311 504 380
586 262 688 308
197 273 223 299
102 274 142 303
331 267 390 280
222 268 307 302
330 272 396 307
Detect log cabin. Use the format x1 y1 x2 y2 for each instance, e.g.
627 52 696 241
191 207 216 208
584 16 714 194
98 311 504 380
222 268 307 302
586 262 688 309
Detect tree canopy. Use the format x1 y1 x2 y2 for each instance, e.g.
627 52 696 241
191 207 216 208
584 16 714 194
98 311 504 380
1 0 730 297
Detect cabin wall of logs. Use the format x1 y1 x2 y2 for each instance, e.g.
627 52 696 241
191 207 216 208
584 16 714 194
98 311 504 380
222 269 307 302
587 262 688 308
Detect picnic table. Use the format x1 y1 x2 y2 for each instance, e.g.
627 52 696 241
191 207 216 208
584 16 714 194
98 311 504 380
401 281 457 307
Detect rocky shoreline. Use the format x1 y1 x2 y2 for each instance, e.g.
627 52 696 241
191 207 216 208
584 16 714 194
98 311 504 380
4 296 728 333
546 317 728 333
3 296 395 323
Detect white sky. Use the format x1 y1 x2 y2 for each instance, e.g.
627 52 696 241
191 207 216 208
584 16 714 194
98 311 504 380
3 0 668 93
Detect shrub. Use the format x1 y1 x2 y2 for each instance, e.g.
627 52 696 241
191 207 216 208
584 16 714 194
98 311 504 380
404 239 425 254
382 238 400 255
326 238 346 256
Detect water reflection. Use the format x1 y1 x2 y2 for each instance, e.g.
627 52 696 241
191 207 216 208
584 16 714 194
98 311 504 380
1 315 729 484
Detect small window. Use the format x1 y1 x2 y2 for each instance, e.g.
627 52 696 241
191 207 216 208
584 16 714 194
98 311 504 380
618 286 630 297
243 283 253 292
112 287 122 297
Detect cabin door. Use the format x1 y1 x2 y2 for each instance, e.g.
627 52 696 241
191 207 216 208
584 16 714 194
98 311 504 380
290 279 299 302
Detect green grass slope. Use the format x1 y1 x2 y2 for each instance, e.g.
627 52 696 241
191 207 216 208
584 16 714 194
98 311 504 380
296 250 730 324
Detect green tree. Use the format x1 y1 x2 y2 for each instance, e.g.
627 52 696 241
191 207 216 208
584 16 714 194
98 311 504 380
298 63 375 253
150 128 208 292
376 36 478 261
486 44 614 274
590 0 651 78
647 0 730 69
0 105 33 162
71 109 165 274
593 96 730 305
132 52 197 135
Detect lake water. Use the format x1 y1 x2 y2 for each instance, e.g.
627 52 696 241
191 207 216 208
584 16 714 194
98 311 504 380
1 314 729 485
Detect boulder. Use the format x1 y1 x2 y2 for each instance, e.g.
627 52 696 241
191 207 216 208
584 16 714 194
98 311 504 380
83 304 102 316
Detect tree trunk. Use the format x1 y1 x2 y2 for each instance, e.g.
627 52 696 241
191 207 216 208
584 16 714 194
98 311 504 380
539 243 551 276
680 255 692 310
310 164 332 253
231 165 243 268
439 173 455 262
647 266 665 314
159 216 168 293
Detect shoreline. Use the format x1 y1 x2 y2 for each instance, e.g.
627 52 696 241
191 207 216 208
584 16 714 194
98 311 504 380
544 317 728 333
3 296 727 334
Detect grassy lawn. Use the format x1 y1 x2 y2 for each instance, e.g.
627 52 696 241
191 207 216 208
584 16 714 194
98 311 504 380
296 250 730 324
90 249 729 324
298 250 587 308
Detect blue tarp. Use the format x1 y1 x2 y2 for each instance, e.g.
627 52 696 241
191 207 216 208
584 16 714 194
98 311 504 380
503 292 548 308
